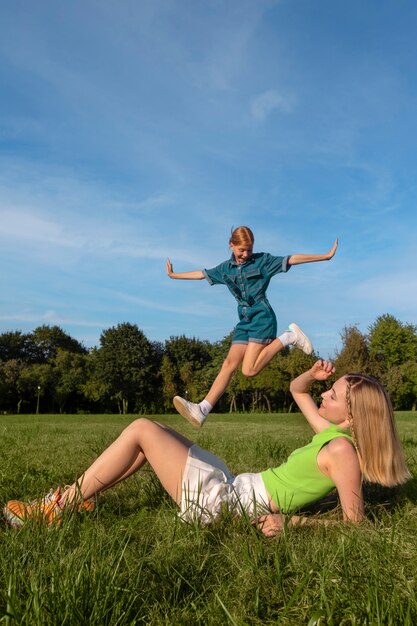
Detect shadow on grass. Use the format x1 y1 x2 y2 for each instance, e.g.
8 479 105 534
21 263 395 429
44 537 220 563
298 479 415 521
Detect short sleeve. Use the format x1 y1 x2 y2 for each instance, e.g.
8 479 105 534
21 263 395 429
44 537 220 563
203 261 228 285
262 253 291 278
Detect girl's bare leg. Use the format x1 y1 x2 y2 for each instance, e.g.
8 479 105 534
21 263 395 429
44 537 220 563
205 343 247 406
61 419 194 506
241 339 284 377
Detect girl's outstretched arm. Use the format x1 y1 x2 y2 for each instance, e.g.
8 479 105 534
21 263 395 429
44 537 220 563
166 258 204 280
288 237 338 266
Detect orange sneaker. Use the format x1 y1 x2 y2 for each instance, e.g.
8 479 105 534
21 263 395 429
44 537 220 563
4 488 64 527
4 487 96 528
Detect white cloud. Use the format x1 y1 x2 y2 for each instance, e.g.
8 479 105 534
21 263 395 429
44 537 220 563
183 1 280 93
107 289 225 318
0 310 108 328
250 89 296 122
351 273 417 314
0 195 211 267
0 208 86 248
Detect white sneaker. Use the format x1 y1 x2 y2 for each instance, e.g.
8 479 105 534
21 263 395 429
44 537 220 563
288 323 313 355
173 396 206 428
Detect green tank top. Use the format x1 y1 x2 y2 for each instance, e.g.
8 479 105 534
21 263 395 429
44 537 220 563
261 424 353 513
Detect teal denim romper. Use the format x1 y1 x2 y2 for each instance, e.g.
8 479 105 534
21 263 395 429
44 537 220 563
203 253 291 344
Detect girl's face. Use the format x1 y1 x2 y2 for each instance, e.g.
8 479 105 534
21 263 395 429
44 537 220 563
318 377 350 427
230 243 253 264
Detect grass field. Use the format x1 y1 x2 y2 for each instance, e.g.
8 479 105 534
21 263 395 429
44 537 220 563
1 412 417 625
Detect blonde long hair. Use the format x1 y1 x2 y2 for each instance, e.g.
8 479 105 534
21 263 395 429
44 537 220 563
346 374 411 487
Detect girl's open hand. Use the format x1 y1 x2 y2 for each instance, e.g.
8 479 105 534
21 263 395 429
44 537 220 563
309 360 336 381
327 238 339 259
166 258 173 277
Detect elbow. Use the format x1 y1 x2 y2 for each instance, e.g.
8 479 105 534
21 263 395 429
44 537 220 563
241 361 257 377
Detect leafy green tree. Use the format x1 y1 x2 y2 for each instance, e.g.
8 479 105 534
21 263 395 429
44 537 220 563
52 349 89 413
334 325 370 377
0 331 33 362
30 325 87 363
82 349 110 410
368 315 417 409
382 362 417 410
162 335 213 406
16 363 55 413
160 354 178 411
368 314 417 369
409 363 417 411
0 359 25 413
95 323 160 414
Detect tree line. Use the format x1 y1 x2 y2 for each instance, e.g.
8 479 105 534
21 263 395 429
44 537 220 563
0 314 416 415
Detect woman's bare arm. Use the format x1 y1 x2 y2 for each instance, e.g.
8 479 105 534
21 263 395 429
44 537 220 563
323 438 364 522
254 512 336 537
290 360 335 433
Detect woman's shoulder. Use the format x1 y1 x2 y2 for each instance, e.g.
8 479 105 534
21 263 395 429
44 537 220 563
326 436 356 454
318 435 359 475
317 426 356 460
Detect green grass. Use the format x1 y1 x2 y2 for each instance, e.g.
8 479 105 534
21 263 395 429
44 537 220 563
1 412 417 625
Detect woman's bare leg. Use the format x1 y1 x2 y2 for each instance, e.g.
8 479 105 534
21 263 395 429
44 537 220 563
61 419 194 506
241 339 285 377
204 343 247 406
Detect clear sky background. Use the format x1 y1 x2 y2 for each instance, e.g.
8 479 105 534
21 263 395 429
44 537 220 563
1 0 416 358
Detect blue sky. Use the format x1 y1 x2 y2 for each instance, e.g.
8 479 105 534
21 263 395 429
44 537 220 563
1 0 416 358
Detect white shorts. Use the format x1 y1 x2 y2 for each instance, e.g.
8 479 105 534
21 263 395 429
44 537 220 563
180 444 270 524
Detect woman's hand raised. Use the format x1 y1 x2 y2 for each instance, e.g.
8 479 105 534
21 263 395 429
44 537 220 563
309 360 336 382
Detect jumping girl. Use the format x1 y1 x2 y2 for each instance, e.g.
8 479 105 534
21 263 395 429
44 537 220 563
166 226 338 427
4 361 410 532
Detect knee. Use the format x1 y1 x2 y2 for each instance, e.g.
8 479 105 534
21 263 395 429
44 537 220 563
126 417 154 436
130 417 151 428
241 364 256 378
221 356 239 374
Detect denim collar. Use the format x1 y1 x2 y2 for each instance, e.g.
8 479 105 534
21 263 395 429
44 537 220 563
230 254 255 267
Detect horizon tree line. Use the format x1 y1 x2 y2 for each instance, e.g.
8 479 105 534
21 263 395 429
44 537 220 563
0 314 416 415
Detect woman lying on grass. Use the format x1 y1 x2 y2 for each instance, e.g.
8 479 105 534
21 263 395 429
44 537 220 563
4 361 411 535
